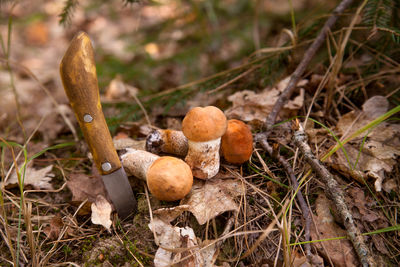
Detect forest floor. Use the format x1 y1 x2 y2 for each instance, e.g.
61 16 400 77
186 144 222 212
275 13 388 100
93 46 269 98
0 0 400 266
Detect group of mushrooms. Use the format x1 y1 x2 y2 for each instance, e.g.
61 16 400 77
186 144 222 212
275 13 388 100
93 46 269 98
121 106 253 202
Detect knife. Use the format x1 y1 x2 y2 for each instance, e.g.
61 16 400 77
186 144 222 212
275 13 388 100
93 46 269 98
60 31 136 219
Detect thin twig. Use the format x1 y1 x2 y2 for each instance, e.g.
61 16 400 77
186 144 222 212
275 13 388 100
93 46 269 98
293 126 376 267
258 139 312 261
265 0 355 129
128 88 152 127
207 66 258 94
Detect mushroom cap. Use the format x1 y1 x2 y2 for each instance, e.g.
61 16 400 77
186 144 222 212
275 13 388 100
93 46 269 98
146 156 193 201
182 106 227 142
221 119 253 164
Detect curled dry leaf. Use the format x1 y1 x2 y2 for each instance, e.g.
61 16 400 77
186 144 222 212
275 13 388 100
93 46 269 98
311 193 358 267
5 164 54 190
328 96 400 191
153 205 191 223
225 76 307 123
181 179 244 225
149 217 217 267
91 195 113 231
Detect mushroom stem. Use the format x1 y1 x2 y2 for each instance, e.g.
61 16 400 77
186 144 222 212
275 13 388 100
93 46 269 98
146 129 188 156
185 138 221 179
121 148 159 180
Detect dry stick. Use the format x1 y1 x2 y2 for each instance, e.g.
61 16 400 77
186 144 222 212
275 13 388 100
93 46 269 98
265 0 355 129
293 127 376 267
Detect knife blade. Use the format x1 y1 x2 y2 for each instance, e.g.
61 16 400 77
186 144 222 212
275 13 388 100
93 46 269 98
60 31 136 219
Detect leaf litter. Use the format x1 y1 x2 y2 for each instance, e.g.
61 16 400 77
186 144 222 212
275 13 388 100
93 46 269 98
91 195 113 232
4 164 54 190
327 96 400 191
225 76 307 123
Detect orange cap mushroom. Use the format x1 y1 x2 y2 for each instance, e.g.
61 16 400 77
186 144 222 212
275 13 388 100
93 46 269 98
147 156 192 201
121 149 193 201
182 106 227 179
221 119 253 164
182 106 227 142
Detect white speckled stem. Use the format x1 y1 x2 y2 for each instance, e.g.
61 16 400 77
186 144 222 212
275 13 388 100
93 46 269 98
121 148 159 180
185 138 220 179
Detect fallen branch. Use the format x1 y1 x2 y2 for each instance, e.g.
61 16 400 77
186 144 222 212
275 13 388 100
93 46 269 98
293 126 376 267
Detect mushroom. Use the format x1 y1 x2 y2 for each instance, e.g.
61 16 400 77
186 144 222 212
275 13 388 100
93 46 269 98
146 129 188 157
182 106 227 179
145 120 253 165
221 119 253 164
121 149 193 201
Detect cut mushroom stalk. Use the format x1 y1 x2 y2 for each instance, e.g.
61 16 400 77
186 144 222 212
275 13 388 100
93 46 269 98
182 106 227 179
121 148 193 201
146 129 188 157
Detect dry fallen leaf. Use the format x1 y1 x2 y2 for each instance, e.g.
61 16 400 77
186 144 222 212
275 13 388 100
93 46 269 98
181 179 244 225
43 214 64 240
328 96 400 191
346 187 381 223
5 164 54 190
292 252 324 267
311 193 358 267
225 76 307 123
382 179 398 193
91 195 113 231
345 187 390 256
104 75 139 101
149 217 217 267
153 205 191 223
66 172 107 204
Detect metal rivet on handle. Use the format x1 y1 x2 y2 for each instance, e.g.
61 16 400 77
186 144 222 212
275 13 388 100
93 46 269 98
83 114 93 123
102 162 112 172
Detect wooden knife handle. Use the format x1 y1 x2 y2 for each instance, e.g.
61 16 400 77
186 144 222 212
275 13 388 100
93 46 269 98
60 32 120 175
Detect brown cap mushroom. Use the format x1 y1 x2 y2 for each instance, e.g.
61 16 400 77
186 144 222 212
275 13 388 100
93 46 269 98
221 119 253 164
121 149 193 201
182 106 227 179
